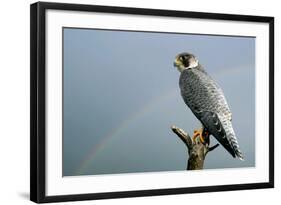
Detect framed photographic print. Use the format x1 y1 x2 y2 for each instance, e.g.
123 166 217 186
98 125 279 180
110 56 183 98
30 1 274 203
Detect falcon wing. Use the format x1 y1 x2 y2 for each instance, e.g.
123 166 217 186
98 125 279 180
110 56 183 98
179 68 243 159
199 111 235 157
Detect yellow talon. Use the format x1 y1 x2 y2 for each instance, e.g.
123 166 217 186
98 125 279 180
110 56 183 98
192 128 206 144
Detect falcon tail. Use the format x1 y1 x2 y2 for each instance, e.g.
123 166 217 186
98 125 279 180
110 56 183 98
223 120 244 160
214 132 244 161
228 134 244 160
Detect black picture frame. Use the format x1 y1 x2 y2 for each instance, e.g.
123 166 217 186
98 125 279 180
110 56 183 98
30 2 274 203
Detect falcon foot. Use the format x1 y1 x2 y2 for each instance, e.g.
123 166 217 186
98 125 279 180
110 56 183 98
192 128 208 144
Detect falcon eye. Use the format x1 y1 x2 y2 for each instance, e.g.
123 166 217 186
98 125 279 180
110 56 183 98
180 56 185 61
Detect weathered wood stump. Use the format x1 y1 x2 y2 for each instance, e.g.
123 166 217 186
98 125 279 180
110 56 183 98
171 125 219 170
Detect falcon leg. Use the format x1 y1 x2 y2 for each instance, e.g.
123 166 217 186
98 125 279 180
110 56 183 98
192 128 203 143
192 128 209 144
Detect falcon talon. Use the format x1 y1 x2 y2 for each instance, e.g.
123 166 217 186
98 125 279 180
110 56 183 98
199 135 206 144
192 128 205 144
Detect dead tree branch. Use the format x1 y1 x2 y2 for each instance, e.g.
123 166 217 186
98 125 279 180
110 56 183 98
171 125 219 170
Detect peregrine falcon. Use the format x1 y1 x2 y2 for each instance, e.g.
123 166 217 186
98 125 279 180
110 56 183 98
173 52 243 160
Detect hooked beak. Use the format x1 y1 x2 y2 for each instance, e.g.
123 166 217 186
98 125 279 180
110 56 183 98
173 61 177 67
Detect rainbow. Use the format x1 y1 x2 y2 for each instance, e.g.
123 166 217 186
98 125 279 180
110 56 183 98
75 88 179 175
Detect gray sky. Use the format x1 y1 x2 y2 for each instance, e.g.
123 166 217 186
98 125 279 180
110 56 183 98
63 28 255 176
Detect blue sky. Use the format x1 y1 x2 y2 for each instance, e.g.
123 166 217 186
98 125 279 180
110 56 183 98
63 28 255 176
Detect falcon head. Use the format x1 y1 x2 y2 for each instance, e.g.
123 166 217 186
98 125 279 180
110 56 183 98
174 52 199 72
